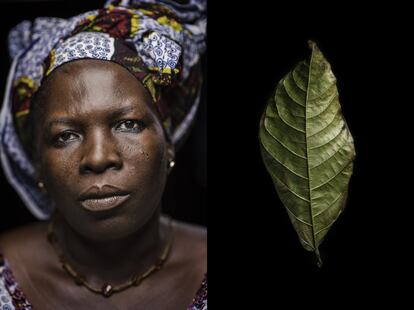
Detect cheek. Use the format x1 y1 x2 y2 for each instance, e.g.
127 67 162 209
40 149 78 192
122 131 167 179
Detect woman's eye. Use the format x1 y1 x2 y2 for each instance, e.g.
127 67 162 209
115 120 144 133
55 132 79 145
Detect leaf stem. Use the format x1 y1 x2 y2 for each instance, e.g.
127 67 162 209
315 248 323 268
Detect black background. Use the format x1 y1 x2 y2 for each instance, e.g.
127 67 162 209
0 0 412 307
206 0 412 306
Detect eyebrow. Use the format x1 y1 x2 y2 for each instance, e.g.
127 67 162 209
47 105 140 129
108 105 138 120
47 118 80 129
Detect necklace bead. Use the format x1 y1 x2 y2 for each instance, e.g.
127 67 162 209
102 284 113 297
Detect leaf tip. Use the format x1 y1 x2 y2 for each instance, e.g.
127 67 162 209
307 40 317 50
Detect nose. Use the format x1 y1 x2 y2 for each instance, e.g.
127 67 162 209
79 129 122 174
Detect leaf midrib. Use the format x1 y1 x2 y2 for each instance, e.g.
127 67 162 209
304 45 317 250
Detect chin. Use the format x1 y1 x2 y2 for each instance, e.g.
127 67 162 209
89 216 136 241
70 206 157 241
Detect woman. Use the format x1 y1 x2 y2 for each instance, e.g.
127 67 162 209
0 0 206 309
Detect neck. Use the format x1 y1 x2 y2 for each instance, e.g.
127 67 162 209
50 209 170 286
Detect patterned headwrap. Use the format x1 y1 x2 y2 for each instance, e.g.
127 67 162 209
0 0 206 219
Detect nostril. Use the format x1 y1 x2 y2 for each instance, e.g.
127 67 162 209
79 147 123 175
80 157 122 174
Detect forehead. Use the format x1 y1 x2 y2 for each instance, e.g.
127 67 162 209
41 59 154 116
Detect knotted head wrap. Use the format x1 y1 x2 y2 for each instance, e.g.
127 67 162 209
0 0 206 219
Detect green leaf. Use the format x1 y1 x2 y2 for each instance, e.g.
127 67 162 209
259 41 356 266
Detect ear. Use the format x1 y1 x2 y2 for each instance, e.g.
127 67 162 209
33 151 52 194
33 161 48 193
166 142 175 174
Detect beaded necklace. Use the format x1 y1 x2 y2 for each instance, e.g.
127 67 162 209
47 216 174 297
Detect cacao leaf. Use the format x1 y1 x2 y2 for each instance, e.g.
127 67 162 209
259 41 356 266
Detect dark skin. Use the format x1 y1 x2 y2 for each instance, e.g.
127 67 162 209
0 60 206 309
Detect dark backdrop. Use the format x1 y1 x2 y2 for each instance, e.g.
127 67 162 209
207 1 412 307
0 0 207 232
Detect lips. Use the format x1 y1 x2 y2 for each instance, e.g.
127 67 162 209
78 185 131 212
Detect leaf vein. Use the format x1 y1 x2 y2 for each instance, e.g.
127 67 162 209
309 134 349 170
307 92 338 119
309 125 346 150
264 124 307 160
268 111 305 133
307 110 341 139
313 192 344 218
285 207 312 227
311 159 353 191
266 168 310 202
261 139 309 180
282 80 306 107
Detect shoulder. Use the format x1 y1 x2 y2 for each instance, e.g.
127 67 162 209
0 222 52 309
173 218 206 244
161 217 207 307
0 221 50 265
0 220 47 246
168 217 206 260
161 215 206 278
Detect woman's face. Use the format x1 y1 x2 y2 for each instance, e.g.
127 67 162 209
35 59 173 240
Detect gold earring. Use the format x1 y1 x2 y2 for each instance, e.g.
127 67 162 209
38 181 48 194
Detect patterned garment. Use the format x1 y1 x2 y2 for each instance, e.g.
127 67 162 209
0 253 207 310
0 255 32 310
0 0 206 220
188 274 207 310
